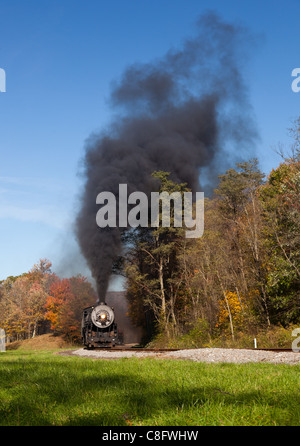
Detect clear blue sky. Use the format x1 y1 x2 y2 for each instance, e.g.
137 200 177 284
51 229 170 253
0 0 299 283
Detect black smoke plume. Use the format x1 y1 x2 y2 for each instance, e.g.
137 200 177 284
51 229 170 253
76 12 257 300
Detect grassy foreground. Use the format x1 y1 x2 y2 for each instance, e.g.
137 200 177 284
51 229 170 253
0 350 299 426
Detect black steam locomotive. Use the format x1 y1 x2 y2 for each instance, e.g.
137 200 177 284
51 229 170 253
81 302 123 348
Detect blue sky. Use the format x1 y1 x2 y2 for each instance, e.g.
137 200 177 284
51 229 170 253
0 0 299 284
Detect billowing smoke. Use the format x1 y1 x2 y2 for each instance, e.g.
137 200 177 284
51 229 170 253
76 12 257 300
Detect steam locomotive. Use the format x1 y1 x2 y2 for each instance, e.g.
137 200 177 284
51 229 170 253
81 303 123 348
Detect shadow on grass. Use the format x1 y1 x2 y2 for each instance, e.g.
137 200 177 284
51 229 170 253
0 355 299 426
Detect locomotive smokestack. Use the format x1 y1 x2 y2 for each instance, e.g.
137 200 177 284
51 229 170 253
76 12 257 297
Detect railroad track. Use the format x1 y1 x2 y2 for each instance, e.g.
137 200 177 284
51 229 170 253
92 347 179 352
255 348 299 353
91 346 299 353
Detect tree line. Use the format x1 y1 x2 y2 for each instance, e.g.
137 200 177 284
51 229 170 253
124 121 300 345
0 259 96 342
1 120 299 347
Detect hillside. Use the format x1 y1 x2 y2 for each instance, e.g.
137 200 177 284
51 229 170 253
6 333 76 351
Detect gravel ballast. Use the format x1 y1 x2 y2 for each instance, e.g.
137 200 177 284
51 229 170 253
70 347 300 365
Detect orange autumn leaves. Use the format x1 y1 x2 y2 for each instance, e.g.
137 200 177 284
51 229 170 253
0 260 97 342
45 276 96 341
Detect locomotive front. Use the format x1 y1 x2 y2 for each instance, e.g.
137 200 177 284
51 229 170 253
91 303 115 328
81 302 122 348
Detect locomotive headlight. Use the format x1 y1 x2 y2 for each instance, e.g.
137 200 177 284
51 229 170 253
91 305 114 328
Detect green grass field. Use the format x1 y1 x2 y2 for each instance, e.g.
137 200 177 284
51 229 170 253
0 350 299 426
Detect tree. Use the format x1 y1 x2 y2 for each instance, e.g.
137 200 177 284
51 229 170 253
60 275 97 341
0 259 97 343
0 265 51 340
45 278 73 333
125 171 189 339
45 275 96 341
214 158 264 220
214 159 271 327
259 156 300 324
177 198 223 334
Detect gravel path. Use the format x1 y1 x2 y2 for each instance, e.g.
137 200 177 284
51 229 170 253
70 347 300 365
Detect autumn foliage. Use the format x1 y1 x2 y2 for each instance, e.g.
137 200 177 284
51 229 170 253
45 279 73 331
124 148 300 344
0 259 96 343
45 275 97 341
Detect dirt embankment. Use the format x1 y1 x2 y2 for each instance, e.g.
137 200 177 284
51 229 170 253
6 333 76 351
